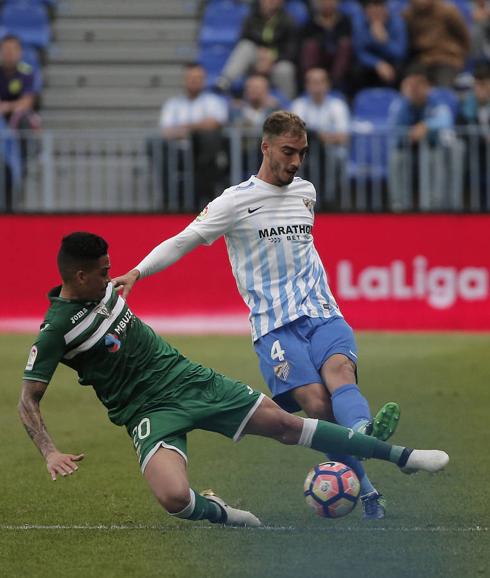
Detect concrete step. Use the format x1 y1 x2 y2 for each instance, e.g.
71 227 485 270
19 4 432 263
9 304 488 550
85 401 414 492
45 64 183 89
42 86 179 109
48 42 196 64
57 0 199 19
53 19 198 42
41 109 160 129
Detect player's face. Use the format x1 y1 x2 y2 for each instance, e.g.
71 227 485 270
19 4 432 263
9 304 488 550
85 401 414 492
262 132 308 187
80 255 111 301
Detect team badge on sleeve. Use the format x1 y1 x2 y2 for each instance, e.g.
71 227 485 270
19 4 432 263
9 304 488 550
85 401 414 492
303 198 315 213
195 205 209 222
25 346 38 371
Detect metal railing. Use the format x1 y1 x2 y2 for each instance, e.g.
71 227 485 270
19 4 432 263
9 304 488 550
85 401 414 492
1 126 489 213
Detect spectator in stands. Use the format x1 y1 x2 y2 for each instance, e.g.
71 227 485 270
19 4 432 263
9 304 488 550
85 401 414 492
0 35 40 131
403 0 470 87
388 64 463 210
230 74 280 128
471 0 490 63
214 0 298 99
458 63 490 208
299 0 353 94
230 74 280 177
158 63 228 204
291 67 350 206
352 0 407 91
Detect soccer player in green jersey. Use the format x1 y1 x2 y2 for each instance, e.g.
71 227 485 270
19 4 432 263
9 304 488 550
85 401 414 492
19 232 449 527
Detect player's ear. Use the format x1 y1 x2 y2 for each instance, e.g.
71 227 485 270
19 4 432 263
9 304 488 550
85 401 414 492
261 139 269 155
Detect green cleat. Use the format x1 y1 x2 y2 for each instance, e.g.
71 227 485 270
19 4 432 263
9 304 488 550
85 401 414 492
362 402 401 442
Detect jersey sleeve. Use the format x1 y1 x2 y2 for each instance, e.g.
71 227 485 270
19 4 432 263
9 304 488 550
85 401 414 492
23 324 65 384
186 192 237 245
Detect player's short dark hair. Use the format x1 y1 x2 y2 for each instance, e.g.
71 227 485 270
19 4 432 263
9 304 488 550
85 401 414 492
57 232 108 281
263 111 306 140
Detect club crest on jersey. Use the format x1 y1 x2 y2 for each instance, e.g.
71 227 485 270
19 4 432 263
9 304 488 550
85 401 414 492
195 205 209 222
104 333 121 353
273 361 290 381
303 198 314 213
96 303 110 318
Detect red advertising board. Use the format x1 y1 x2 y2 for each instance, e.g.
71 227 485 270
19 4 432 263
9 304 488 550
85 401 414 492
1 214 489 332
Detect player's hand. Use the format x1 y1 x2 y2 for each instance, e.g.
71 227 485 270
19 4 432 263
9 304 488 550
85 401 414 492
112 269 140 300
46 451 85 481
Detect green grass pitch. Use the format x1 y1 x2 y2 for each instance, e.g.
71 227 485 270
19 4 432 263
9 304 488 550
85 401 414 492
1 332 489 578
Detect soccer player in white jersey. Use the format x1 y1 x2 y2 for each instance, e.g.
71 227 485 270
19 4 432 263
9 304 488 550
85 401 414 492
113 111 401 519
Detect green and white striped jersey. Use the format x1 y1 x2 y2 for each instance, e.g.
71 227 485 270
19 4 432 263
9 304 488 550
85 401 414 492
23 284 213 426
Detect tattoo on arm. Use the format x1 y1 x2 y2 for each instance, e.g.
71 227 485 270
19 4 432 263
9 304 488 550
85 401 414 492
18 380 57 459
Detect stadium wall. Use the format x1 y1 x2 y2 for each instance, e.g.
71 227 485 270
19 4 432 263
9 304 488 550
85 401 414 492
2 214 489 332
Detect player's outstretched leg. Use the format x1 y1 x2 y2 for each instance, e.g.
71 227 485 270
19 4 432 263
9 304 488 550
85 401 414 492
201 490 262 527
144 447 262 527
243 397 449 474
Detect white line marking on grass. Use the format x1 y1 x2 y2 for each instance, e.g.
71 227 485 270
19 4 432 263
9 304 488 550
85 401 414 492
0 524 487 533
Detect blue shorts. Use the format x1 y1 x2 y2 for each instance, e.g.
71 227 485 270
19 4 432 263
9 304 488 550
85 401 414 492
254 315 358 413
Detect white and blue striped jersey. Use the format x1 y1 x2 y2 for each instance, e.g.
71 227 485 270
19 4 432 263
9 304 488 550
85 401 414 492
187 175 342 341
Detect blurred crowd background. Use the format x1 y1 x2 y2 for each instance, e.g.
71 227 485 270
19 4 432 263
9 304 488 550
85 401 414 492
1 0 490 213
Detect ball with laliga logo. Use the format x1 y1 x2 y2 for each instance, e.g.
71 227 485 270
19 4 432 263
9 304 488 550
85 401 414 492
304 461 360 518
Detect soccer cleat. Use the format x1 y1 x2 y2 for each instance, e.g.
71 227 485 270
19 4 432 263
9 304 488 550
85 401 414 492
361 402 401 442
361 491 386 520
400 450 450 474
201 490 262 527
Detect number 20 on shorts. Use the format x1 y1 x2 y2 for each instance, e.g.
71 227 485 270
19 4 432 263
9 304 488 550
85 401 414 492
131 417 151 459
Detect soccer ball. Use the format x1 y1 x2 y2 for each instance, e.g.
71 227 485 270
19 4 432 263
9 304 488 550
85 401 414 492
304 461 360 518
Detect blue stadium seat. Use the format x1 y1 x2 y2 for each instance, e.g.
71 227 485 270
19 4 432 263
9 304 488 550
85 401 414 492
339 0 363 20
349 88 401 180
353 87 400 121
198 42 233 86
1 2 51 50
285 0 310 25
21 45 43 93
431 86 459 119
199 0 249 47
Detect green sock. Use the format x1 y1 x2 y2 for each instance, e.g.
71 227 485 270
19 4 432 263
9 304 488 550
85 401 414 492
171 490 224 523
307 419 411 466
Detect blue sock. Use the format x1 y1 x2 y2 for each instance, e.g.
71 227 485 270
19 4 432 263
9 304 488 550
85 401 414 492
331 384 371 431
327 453 375 497
330 384 376 497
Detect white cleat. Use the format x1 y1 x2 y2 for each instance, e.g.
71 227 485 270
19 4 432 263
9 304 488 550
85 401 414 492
202 490 262 527
401 450 450 474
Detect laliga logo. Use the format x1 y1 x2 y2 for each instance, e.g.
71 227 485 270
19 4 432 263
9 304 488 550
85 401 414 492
337 256 489 309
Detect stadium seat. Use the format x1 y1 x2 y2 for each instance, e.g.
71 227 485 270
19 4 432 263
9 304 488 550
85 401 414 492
198 42 234 86
349 88 401 182
431 86 459 119
1 1 51 50
21 45 43 93
199 0 249 47
285 0 310 25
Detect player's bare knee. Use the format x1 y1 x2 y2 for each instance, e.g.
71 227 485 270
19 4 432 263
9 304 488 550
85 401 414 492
276 413 303 445
302 398 332 421
323 355 356 384
157 486 191 514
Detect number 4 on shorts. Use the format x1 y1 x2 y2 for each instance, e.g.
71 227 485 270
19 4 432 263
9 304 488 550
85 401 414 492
271 340 285 362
